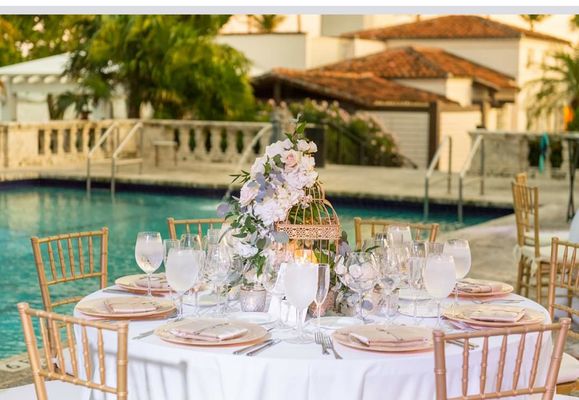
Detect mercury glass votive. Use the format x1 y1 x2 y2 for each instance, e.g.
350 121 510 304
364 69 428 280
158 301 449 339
239 285 267 312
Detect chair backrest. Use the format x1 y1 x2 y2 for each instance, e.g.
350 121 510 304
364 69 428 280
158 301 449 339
548 237 579 341
511 182 540 256
514 172 528 185
353 217 439 249
31 227 109 313
18 302 128 400
433 318 570 400
167 217 225 240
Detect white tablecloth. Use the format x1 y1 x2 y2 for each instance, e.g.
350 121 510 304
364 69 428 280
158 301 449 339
74 290 552 400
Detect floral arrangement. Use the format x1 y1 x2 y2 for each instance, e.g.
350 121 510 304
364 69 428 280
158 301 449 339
218 120 321 276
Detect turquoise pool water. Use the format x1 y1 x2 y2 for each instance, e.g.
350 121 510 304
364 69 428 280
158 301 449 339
0 184 509 358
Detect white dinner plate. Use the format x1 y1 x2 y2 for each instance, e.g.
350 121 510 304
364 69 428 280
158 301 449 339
229 312 276 325
307 316 362 330
399 288 431 301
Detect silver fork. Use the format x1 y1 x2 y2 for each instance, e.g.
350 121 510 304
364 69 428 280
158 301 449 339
315 332 329 355
322 334 342 360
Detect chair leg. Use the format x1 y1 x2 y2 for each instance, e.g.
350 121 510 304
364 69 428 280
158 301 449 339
536 268 542 305
523 261 532 298
516 258 525 295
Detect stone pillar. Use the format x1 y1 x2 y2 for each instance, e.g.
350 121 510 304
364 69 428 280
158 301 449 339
193 127 207 160
209 127 223 161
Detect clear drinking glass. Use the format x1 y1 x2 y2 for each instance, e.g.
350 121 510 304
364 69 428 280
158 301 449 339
262 249 292 328
284 262 318 344
443 239 472 309
423 255 456 329
338 252 380 323
427 242 445 257
387 225 412 246
410 240 428 258
407 256 425 325
378 247 403 326
135 232 164 297
163 239 181 266
314 263 330 331
165 247 202 320
204 244 231 316
223 257 249 313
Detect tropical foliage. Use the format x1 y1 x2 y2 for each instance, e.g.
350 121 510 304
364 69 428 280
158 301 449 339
519 14 550 31
527 49 579 131
251 15 286 33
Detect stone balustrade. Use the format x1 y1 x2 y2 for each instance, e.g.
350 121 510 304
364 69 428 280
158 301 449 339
0 119 272 168
467 130 576 177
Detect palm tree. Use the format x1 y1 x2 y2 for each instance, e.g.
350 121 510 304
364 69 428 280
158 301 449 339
520 14 550 31
251 15 286 33
570 15 579 30
527 50 579 131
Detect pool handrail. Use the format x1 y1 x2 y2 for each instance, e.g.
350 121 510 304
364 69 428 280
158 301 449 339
86 121 119 193
458 134 485 224
111 121 144 195
423 135 453 220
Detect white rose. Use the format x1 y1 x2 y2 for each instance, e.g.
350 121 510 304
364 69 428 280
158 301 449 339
281 138 293 150
265 141 285 158
239 181 259 207
300 155 316 171
282 149 301 170
253 198 287 225
297 139 309 152
308 142 318 153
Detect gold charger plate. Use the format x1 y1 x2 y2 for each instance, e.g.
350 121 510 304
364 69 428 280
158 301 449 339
76 296 175 319
444 304 545 328
332 325 433 353
115 273 171 294
155 318 268 347
457 280 514 298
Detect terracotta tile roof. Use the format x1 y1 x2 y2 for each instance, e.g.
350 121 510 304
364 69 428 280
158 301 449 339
342 15 569 45
253 68 454 107
316 46 517 90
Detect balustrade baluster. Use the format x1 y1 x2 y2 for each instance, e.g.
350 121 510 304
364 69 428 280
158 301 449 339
178 127 191 160
209 127 223 161
193 126 207 160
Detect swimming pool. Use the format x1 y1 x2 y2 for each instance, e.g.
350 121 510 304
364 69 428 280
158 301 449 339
0 182 510 358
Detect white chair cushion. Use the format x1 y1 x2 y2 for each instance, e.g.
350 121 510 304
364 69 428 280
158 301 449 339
558 352 579 384
525 231 569 248
0 380 84 400
555 395 577 399
520 243 568 262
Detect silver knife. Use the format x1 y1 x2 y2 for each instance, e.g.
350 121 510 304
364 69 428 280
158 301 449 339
233 339 273 355
246 339 281 356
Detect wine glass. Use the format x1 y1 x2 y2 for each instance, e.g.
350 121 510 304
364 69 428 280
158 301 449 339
222 257 249 314
407 256 425 325
262 248 293 328
204 244 232 316
423 255 456 329
410 240 427 258
284 261 318 344
427 242 445 257
313 263 330 331
378 247 403 326
165 247 202 320
387 225 412 246
163 239 181 266
443 239 471 309
338 252 379 323
135 232 164 297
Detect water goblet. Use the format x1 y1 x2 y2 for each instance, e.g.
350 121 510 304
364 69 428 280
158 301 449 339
204 244 231 316
262 248 293 328
284 261 318 344
443 239 471 309
165 247 202 320
427 242 445 257
387 225 412 245
378 247 403 326
313 263 330 331
338 252 380 323
407 256 426 325
423 255 456 329
135 232 164 298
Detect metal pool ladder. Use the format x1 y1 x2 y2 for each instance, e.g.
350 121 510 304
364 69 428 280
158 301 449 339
423 136 453 220
86 121 145 195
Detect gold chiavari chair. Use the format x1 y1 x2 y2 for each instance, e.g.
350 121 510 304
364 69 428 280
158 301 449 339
515 172 528 185
0 303 128 400
167 217 225 240
30 227 109 314
433 318 571 400
353 217 439 250
548 238 579 394
511 181 553 304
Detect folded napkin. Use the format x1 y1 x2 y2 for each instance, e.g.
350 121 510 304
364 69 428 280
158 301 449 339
469 306 526 323
135 274 169 290
170 321 248 342
104 298 158 314
458 278 504 294
349 326 429 347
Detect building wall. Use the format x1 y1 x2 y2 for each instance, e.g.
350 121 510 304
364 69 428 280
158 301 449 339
439 109 482 172
394 79 447 98
368 110 430 168
444 78 473 106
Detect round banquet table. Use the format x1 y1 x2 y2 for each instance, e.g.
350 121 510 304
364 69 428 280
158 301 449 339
74 289 553 400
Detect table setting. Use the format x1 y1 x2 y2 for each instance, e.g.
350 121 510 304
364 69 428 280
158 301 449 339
72 123 554 400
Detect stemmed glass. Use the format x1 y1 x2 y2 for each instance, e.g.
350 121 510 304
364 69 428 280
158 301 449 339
284 261 318 344
165 246 202 320
387 225 412 246
204 244 231 316
407 256 425 325
222 257 249 313
338 252 379 323
135 232 164 298
443 239 471 309
262 248 293 328
313 263 330 331
423 255 456 329
378 247 403 326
